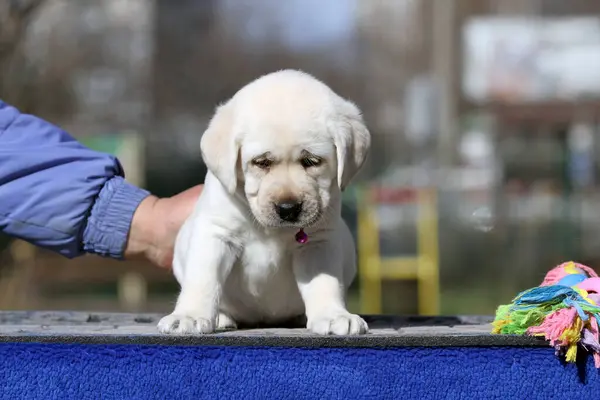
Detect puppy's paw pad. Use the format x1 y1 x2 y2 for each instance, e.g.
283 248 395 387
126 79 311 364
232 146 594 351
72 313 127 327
157 314 192 334
157 314 215 334
308 313 368 336
217 313 237 330
194 317 215 334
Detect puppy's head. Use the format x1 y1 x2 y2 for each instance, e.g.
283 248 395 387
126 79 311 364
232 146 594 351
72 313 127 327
200 70 370 228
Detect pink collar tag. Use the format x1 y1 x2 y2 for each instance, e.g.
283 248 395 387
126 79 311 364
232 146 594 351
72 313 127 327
295 228 308 244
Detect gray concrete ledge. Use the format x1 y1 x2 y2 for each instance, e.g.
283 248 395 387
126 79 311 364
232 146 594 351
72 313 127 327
0 311 545 348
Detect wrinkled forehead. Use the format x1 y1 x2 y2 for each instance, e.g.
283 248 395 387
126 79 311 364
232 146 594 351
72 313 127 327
236 103 337 160
241 130 335 161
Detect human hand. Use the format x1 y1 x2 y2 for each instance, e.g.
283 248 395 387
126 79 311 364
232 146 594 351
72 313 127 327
124 185 203 268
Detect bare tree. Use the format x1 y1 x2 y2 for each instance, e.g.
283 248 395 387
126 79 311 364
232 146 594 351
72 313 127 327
0 0 46 108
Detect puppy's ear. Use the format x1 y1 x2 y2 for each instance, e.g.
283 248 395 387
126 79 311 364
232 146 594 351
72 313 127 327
200 102 240 194
332 100 371 191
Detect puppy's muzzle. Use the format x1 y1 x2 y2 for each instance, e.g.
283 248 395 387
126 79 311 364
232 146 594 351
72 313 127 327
274 201 303 222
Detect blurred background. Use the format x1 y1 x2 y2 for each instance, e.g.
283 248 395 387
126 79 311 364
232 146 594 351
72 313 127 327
2 0 600 316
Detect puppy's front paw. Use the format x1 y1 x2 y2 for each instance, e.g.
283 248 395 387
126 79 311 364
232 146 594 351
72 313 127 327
307 312 368 335
216 313 237 330
157 314 215 335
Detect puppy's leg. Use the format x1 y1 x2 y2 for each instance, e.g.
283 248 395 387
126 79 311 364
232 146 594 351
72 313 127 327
158 224 238 335
216 312 237 330
293 242 368 336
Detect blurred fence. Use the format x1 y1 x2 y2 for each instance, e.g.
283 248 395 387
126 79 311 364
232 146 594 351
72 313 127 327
2 0 600 315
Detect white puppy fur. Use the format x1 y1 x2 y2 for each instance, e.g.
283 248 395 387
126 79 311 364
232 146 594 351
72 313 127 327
158 70 371 335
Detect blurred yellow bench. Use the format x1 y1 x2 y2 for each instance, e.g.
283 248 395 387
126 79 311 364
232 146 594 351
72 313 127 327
357 186 440 315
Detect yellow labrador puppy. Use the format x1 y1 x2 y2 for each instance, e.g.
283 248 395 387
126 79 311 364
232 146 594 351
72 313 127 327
158 70 371 335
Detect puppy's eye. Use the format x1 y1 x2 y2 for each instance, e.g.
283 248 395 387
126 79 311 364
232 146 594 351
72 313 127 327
252 158 272 169
300 157 322 168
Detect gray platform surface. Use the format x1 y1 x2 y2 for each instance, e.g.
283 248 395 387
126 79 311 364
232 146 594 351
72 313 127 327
0 311 544 347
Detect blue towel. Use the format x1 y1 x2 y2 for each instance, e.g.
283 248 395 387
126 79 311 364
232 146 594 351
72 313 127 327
0 343 598 399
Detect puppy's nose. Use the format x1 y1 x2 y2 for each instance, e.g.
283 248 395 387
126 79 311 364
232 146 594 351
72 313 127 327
275 201 303 222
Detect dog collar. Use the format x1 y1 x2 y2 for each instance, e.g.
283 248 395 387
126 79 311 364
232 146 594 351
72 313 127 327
295 228 308 244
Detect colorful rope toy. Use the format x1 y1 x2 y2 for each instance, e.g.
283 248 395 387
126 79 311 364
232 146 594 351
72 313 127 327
492 261 600 367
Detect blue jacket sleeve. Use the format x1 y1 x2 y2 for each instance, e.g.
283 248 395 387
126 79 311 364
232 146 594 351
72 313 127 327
0 100 150 259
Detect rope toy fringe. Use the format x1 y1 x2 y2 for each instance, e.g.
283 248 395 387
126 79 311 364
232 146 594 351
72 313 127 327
492 261 600 367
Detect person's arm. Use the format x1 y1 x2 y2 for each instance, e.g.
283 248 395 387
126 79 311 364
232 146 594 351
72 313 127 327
0 99 150 259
